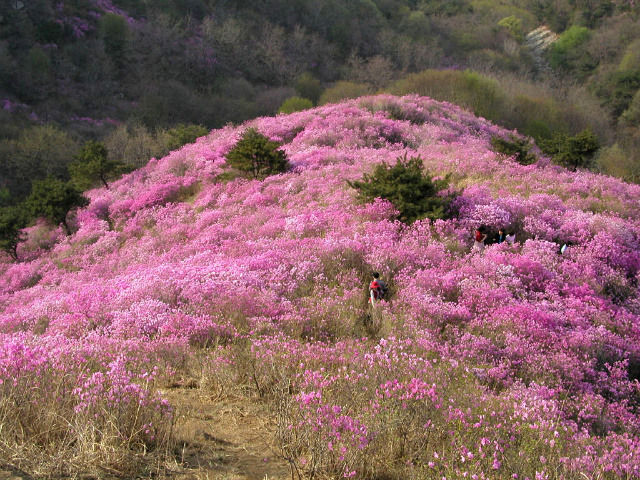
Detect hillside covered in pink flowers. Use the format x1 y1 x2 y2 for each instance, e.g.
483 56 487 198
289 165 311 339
1 95 640 479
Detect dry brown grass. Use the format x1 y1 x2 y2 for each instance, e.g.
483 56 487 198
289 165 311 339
0 371 174 479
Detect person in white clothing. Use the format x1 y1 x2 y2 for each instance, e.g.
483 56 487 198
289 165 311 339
505 231 516 245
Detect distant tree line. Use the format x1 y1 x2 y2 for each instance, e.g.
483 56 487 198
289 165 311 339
0 123 207 202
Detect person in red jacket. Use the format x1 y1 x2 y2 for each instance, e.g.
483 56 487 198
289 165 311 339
473 227 487 252
369 271 387 305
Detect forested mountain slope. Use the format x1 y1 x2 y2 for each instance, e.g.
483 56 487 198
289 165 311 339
2 0 640 202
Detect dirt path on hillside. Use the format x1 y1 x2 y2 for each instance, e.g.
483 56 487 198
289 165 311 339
0 388 290 480
165 388 291 480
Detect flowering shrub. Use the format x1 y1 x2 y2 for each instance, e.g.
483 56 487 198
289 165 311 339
1 94 640 478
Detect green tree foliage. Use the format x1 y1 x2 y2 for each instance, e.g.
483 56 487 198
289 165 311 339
319 81 374 105
595 70 640 117
316 0 384 56
26 178 88 235
528 0 571 31
99 13 129 69
490 134 538 165
35 19 65 44
510 94 563 141
137 79 217 128
418 0 471 16
104 124 164 168
347 54 396 89
620 89 640 128
549 25 594 75
348 154 453 224
541 128 600 170
165 124 209 152
619 39 640 71
596 143 640 182
69 141 130 190
386 69 506 123
295 72 323 105
0 125 79 200
498 15 524 42
25 47 52 84
279 96 314 113
577 0 614 28
224 128 290 179
0 187 10 207
0 206 27 261
18 45 55 102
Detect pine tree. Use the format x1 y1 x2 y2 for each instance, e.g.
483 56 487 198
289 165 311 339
69 141 130 190
349 154 454 224
0 206 27 261
541 128 600 170
225 128 289 179
26 178 87 235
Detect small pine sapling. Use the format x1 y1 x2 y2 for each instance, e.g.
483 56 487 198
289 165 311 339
349 154 455 224
225 128 289 179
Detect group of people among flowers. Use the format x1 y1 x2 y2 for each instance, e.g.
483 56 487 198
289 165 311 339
473 226 516 252
370 227 519 305
371 226 575 305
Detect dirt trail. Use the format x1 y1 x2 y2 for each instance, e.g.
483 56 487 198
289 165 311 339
166 388 291 480
0 388 290 480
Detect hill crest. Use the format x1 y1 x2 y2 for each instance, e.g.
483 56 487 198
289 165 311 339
1 94 640 479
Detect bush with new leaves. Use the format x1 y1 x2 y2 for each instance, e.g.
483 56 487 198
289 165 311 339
224 128 289 179
295 72 323 105
165 124 209 152
348 154 454 224
279 96 314 114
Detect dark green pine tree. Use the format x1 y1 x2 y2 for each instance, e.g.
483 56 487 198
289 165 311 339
349 154 453 224
225 128 289 179
69 141 130 190
541 128 600 171
26 178 88 235
0 206 27 261
490 134 537 165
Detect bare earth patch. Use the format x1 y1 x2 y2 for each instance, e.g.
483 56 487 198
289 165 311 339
165 388 290 480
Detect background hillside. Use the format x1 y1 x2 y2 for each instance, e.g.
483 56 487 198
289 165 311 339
2 0 640 203
1 95 639 479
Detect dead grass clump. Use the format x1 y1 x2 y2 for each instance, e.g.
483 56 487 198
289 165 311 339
0 365 175 478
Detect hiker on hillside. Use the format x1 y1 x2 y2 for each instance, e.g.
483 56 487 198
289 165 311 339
473 227 487 252
369 271 387 305
560 240 573 254
494 228 506 244
506 231 516 245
